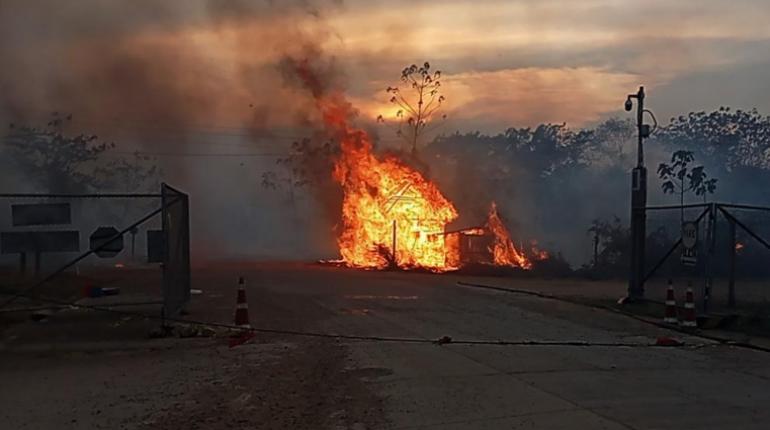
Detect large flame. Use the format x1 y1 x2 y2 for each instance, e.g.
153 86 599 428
486 202 533 269
331 119 458 270
304 90 456 270
296 61 539 271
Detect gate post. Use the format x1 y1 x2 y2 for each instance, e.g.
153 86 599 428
702 203 717 313
728 215 736 307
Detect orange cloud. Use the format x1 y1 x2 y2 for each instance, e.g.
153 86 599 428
354 67 642 131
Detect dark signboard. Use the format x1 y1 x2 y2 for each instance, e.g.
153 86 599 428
0 231 80 253
11 203 71 226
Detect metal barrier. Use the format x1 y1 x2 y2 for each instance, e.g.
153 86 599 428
0 183 190 318
641 202 770 312
161 184 191 318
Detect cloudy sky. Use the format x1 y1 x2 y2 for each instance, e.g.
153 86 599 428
2 0 770 136
335 0 770 130
1 0 769 259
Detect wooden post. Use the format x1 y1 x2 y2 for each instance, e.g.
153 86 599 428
392 220 397 264
728 219 736 308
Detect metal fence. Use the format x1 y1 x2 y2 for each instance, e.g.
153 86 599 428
643 202 770 312
0 183 190 319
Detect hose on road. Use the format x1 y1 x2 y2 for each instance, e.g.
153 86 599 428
2 291 704 349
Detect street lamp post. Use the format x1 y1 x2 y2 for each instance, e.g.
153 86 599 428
625 86 653 301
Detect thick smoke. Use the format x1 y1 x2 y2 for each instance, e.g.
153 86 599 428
0 0 343 130
4 1 766 270
0 0 345 262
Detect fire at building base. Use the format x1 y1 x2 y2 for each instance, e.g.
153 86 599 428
294 60 546 273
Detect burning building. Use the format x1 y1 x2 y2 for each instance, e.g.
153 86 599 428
295 60 545 272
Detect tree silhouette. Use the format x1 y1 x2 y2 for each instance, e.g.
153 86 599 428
261 137 342 223
586 216 628 268
588 117 636 167
657 150 717 222
688 165 718 203
4 113 158 193
377 62 446 157
658 106 770 170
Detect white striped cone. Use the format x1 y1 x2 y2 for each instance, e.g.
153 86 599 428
681 287 697 328
234 277 251 329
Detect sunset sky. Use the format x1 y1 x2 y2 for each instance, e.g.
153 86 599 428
2 0 770 135
333 0 770 130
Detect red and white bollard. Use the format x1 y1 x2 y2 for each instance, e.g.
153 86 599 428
229 277 255 348
681 285 697 328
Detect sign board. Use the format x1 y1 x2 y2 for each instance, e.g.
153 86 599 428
681 221 698 266
0 231 80 253
89 226 124 258
12 203 71 226
147 230 164 263
681 247 698 266
682 222 698 249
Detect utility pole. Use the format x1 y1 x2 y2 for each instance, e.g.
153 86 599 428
625 86 653 301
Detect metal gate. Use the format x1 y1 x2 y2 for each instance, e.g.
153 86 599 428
0 183 190 318
641 202 770 312
161 184 190 318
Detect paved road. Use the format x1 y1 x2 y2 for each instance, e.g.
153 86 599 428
2 263 769 429
248 265 770 429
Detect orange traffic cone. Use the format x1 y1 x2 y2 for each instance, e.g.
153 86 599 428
681 284 697 328
234 277 250 329
664 280 678 324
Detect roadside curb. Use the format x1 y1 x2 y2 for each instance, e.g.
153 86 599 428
455 281 770 353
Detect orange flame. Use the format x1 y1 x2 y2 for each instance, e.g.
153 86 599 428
295 61 539 271
485 202 533 269
305 91 457 270
529 240 550 261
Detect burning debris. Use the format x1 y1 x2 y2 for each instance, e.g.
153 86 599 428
445 203 549 270
294 59 546 272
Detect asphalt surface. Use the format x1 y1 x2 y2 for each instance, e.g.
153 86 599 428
2 263 769 429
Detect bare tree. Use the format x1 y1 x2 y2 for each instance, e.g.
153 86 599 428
377 62 446 157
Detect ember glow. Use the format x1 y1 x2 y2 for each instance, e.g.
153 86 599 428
297 62 542 272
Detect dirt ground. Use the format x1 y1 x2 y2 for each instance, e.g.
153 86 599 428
0 264 388 430
1 337 387 429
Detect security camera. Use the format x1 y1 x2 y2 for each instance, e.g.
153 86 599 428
624 98 633 112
